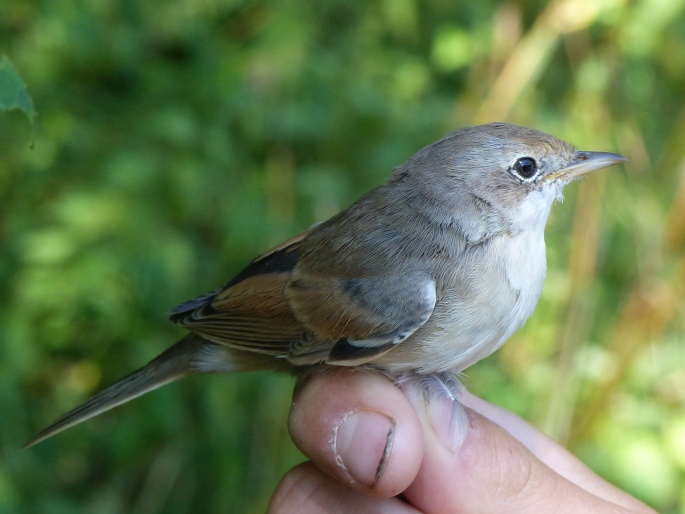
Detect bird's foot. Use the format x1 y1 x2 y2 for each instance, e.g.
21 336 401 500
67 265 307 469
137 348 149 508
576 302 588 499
396 371 468 451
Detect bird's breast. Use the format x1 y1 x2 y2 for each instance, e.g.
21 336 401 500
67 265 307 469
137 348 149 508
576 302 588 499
378 228 547 374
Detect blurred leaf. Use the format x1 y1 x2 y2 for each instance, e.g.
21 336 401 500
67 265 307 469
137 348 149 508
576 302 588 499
0 55 36 127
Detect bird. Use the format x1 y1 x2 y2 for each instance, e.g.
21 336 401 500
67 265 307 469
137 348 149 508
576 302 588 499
24 122 626 448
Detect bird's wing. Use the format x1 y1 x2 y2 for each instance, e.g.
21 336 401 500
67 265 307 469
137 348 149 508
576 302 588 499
285 268 436 366
170 227 313 356
171 224 437 367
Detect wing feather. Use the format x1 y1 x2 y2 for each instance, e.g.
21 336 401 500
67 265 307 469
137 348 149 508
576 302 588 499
169 228 312 355
170 223 438 367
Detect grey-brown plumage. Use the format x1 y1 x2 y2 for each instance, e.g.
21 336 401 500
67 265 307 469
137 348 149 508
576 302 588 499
24 123 626 448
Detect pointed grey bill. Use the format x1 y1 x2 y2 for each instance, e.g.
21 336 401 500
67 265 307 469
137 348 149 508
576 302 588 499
547 151 627 182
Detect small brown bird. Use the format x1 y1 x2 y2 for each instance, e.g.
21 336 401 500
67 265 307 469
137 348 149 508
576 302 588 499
25 122 626 448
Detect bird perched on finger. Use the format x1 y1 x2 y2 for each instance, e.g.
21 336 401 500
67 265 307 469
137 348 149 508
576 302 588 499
25 122 626 448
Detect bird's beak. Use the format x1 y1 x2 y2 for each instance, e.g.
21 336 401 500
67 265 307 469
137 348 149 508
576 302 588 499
547 151 627 182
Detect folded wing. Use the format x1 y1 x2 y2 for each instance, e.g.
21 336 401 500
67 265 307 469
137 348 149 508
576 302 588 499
171 226 437 367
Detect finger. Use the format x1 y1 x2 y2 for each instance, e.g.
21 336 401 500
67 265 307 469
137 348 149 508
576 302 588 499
403 399 653 514
461 392 656 514
268 462 422 514
288 369 424 497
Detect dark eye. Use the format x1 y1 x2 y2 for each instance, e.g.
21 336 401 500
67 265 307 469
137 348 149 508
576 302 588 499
511 157 538 181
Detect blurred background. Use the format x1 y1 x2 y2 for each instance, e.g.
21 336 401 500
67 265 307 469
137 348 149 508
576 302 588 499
1 0 684 512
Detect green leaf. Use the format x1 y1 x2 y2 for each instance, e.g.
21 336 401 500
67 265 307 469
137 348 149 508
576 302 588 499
0 55 36 126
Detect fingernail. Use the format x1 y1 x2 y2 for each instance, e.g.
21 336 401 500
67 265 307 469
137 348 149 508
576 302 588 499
333 410 395 487
427 394 468 452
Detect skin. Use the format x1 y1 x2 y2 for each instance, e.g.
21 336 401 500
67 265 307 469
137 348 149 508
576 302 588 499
268 370 656 514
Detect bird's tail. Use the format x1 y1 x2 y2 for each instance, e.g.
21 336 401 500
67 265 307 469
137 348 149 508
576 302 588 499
24 334 235 448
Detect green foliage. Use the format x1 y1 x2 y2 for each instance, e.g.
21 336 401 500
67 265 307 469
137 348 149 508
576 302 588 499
2 0 685 512
0 56 35 126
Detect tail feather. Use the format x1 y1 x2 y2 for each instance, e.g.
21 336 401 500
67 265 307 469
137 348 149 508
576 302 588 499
24 334 215 448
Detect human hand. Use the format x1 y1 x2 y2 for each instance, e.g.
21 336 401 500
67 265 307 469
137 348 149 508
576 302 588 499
268 370 655 513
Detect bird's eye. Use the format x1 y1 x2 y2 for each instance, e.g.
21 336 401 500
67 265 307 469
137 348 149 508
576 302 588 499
511 157 538 181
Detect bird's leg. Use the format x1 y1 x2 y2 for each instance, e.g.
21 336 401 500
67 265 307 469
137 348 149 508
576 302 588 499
396 371 468 451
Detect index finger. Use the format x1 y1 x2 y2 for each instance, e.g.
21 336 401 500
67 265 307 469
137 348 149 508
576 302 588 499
460 391 655 514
